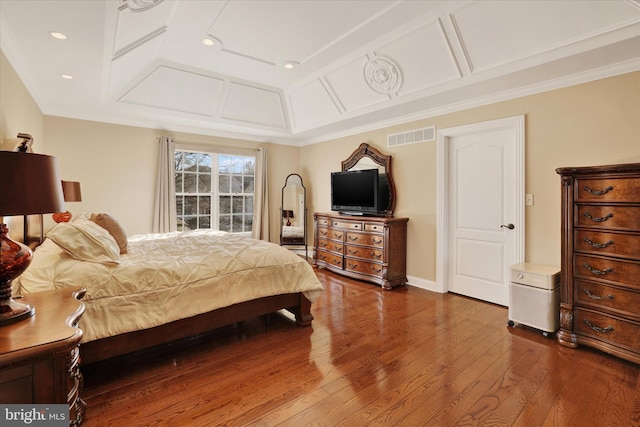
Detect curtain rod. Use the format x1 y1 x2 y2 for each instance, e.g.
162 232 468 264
160 137 261 154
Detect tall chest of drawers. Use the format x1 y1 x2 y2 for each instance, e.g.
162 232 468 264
556 163 640 364
313 213 408 290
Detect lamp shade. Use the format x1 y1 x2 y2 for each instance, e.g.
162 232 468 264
62 180 82 202
0 151 65 216
282 210 294 218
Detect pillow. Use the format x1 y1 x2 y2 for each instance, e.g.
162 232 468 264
71 212 91 222
90 213 128 254
46 220 120 264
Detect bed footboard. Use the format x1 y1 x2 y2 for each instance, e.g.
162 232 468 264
79 292 313 365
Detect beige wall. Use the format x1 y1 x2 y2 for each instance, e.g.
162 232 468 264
0 50 44 151
301 71 640 285
43 116 300 238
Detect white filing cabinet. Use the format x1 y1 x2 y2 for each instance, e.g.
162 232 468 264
508 263 561 336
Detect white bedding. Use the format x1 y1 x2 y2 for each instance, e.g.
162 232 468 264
282 226 304 238
16 230 324 343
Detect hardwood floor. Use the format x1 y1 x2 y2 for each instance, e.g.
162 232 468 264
81 268 640 426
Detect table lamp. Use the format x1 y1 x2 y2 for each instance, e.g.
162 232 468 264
53 180 82 223
0 151 65 325
282 210 294 226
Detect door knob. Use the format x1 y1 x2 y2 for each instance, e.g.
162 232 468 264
501 224 515 230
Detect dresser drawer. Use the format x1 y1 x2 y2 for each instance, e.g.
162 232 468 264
574 254 640 289
345 258 384 278
316 237 343 254
315 250 343 268
576 205 640 231
575 279 640 320
574 307 640 353
346 232 384 247
574 230 640 260
363 222 385 233
345 244 384 261
331 220 362 230
575 177 640 202
317 226 344 241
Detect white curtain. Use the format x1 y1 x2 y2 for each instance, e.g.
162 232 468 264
252 147 269 241
152 136 177 233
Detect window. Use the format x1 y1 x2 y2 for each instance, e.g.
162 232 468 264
174 150 255 233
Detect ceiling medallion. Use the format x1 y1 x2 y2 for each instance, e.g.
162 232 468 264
126 0 163 11
364 55 403 95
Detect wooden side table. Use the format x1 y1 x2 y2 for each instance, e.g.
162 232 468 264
0 288 86 425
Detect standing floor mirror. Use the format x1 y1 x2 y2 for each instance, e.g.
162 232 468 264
280 173 307 259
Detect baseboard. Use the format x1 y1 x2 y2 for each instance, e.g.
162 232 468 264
406 275 440 293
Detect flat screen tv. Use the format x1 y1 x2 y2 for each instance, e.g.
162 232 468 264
331 168 388 215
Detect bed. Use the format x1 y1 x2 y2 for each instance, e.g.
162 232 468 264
15 216 324 364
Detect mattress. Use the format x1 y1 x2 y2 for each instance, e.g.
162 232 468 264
16 229 324 343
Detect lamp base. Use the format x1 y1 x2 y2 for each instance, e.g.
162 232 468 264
0 223 34 326
0 298 35 326
52 211 72 223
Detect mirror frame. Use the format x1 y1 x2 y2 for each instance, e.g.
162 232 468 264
341 143 396 216
279 173 308 258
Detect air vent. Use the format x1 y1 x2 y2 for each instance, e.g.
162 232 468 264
387 126 435 147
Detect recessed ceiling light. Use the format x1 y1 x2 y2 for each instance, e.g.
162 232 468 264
202 38 216 46
50 31 67 40
60 74 74 80
284 62 296 70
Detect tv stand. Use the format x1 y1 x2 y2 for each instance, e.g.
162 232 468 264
313 213 408 290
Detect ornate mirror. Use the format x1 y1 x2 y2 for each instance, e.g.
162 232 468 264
280 173 307 258
342 143 396 216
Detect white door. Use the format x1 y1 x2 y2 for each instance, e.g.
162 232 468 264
437 116 524 306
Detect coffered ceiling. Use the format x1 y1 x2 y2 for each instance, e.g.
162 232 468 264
1 0 639 144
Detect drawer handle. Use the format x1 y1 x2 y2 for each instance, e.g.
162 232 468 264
347 262 358 269
583 212 613 223
582 263 613 275
583 185 614 195
371 253 382 260
371 266 382 274
333 232 343 239
348 248 359 255
320 230 327 236
320 241 328 247
583 238 614 249
583 319 614 334
373 238 383 245
583 289 614 300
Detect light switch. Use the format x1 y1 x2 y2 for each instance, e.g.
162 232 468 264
525 194 534 206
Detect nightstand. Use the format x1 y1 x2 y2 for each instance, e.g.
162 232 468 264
0 288 86 425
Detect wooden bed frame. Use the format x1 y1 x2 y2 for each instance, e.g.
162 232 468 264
79 292 313 365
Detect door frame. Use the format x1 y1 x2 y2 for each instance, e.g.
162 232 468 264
435 115 525 294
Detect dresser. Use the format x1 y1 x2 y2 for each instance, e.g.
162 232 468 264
0 288 86 424
556 163 640 364
313 213 408 290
